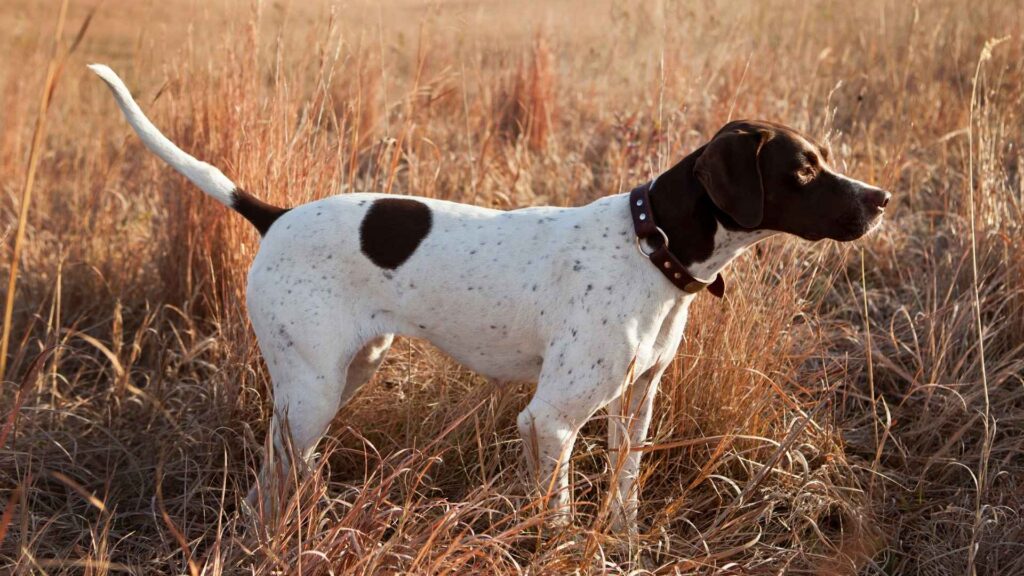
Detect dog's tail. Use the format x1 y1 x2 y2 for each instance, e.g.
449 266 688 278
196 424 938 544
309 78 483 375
88 64 287 235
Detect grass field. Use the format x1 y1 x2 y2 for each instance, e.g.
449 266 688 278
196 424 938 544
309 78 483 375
1 0 1022 573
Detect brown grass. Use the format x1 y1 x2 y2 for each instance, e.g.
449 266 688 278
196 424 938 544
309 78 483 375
1 0 1023 573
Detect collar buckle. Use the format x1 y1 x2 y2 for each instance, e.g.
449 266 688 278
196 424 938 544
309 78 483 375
635 226 669 258
629 181 725 298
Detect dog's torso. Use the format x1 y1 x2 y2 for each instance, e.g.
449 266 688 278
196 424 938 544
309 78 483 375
247 193 693 384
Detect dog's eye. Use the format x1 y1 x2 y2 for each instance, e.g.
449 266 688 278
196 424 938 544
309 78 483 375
796 164 817 184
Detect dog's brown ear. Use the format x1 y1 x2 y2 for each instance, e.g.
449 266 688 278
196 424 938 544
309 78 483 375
694 129 773 228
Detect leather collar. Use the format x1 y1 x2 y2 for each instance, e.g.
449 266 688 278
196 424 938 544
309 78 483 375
629 180 725 298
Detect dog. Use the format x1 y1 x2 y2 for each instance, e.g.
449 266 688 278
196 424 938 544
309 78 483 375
90 64 890 534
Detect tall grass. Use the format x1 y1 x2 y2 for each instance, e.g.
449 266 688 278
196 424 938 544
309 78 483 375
0 0 68 384
1 0 1022 573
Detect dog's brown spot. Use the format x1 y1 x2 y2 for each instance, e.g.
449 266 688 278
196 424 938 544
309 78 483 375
360 198 433 269
233 189 289 235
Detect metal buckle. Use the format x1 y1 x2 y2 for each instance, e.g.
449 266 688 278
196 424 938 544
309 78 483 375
635 226 669 258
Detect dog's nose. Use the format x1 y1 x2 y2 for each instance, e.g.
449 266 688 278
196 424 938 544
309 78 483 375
864 188 891 210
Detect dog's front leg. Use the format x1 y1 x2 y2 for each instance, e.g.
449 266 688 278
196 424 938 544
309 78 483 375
606 364 666 536
517 399 580 526
517 341 634 527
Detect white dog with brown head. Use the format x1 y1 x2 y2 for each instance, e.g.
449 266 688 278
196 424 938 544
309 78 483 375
90 64 889 534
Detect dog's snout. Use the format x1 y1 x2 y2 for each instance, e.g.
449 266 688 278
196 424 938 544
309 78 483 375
864 188 891 210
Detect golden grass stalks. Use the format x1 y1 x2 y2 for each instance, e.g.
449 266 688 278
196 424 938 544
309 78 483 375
0 0 70 383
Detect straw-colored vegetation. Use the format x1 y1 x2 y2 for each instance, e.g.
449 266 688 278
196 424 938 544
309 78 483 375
1 0 1022 573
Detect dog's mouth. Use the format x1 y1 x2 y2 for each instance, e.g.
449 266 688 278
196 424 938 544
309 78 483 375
840 211 885 241
864 211 886 234
799 209 884 243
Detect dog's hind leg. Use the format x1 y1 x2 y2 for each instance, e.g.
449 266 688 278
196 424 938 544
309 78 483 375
339 334 394 406
245 328 363 516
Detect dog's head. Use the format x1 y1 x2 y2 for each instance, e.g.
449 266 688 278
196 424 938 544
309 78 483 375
694 120 890 241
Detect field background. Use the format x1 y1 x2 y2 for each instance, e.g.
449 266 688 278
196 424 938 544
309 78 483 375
1 0 1022 573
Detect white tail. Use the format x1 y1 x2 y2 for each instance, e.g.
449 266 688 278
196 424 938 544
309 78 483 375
88 64 236 207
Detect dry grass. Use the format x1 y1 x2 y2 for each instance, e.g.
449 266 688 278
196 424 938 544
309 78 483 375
1 0 1023 573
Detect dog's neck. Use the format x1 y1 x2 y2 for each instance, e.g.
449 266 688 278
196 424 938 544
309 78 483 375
648 147 777 282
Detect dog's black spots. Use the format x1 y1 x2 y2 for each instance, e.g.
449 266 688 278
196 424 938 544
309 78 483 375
233 189 289 235
360 198 433 269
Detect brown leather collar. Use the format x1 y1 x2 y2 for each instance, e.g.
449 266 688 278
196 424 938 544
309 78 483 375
630 181 725 298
